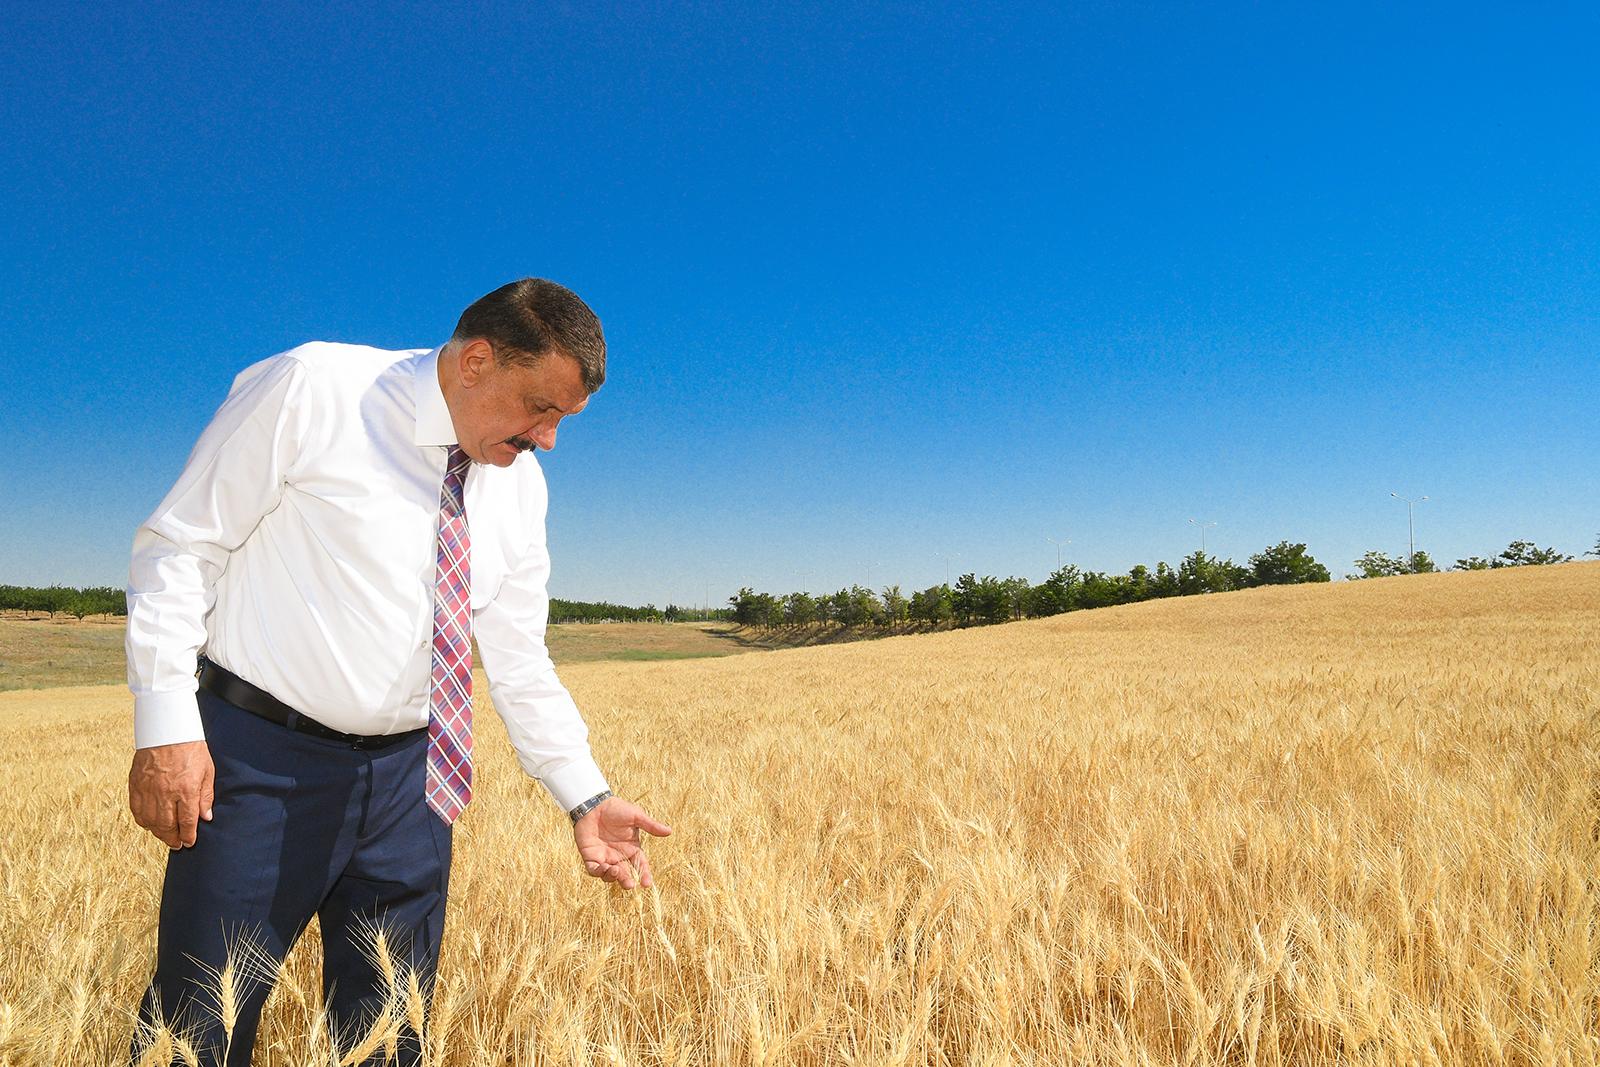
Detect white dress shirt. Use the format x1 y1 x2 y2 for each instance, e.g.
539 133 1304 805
126 342 609 812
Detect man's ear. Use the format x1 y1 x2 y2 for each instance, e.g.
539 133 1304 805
456 339 496 388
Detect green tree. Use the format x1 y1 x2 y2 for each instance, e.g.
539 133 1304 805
1348 552 1404 579
850 585 882 626
1454 556 1493 570
999 577 1031 621
830 587 879 627
1248 542 1331 585
1348 551 1435 578
951 574 979 623
815 592 840 624
949 574 1017 624
946 573 1013 623
1074 570 1123 609
1146 562 1181 599
880 585 908 625
784 591 817 627
1124 565 1154 600
22 585 75 619
838 585 889 627
1030 566 1079 617
1493 540 1572 567
550 598 664 623
1177 551 1249 595
728 588 765 626
909 585 952 624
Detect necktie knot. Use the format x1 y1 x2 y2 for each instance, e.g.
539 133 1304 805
440 445 470 519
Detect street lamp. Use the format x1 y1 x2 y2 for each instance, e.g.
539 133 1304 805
703 582 715 620
934 551 959 586
1189 519 1217 555
1391 493 1428 572
857 562 882 590
793 570 814 594
1046 537 1072 571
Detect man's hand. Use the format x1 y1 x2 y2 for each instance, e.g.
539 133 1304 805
128 740 215 849
573 797 673 890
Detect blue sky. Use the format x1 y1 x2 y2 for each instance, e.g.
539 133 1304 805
3 1 1597 608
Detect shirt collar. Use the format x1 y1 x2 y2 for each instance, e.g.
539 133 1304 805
414 346 458 447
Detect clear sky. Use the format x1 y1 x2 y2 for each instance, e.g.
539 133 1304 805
3 1 1597 608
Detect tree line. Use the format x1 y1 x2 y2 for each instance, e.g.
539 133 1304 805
0 585 732 626
8 532 1589 628
0 585 127 620
1347 537 1588 578
549 598 732 624
729 541 1334 628
730 532 1593 630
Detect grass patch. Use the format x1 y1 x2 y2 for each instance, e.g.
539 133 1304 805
0 619 127 691
0 618 762 690
606 648 735 661
541 621 761 664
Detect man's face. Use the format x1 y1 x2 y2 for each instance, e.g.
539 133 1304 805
445 341 590 467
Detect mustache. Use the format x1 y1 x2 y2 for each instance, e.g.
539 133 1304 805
506 435 538 452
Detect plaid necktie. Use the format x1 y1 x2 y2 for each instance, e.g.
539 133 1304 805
425 445 473 824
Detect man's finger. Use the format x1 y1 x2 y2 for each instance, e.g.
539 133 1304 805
151 808 180 849
152 809 182 849
176 796 200 849
621 811 672 838
201 763 216 823
613 860 638 890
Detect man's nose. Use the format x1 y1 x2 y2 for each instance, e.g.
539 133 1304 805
531 421 559 451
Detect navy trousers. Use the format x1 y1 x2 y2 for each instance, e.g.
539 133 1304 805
133 690 452 1066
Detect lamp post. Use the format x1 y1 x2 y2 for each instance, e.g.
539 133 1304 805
1189 519 1217 555
1046 537 1072 572
703 582 715 620
1391 493 1428 572
934 552 959 587
857 562 882 590
793 570 814 594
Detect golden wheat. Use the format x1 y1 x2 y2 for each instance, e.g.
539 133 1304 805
2 563 1597 1065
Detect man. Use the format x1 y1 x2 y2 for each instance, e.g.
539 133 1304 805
125 278 670 1065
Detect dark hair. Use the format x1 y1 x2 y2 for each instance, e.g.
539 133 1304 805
452 278 606 392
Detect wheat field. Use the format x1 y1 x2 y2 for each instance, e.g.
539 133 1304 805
2 563 1597 1065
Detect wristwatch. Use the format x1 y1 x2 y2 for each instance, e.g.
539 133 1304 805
568 790 614 824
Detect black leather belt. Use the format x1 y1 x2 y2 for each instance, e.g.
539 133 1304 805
197 657 426 750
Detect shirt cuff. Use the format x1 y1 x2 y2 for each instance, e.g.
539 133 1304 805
533 757 611 814
133 689 206 749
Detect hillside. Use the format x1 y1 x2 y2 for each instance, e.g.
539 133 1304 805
2 562 1596 1064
